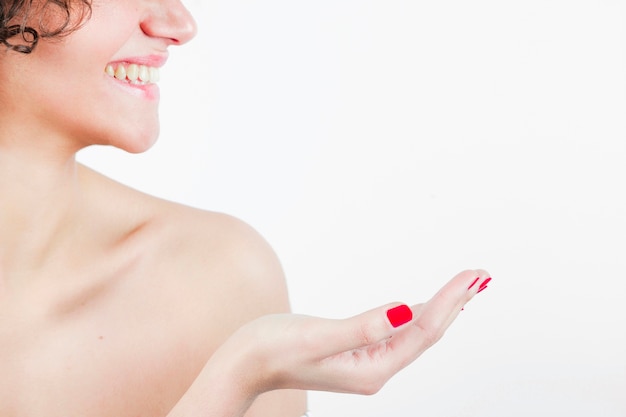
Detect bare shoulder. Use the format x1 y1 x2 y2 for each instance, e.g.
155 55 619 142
108 173 292 320
148 204 307 416
74 166 305 416
80 166 306 416
157 201 291 316
82 164 289 314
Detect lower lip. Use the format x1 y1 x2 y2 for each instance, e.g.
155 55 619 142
107 76 160 100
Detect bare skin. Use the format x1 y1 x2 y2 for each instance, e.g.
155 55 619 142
0 1 491 416
0 1 306 414
0 163 307 417
166 269 492 417
0 153 490 417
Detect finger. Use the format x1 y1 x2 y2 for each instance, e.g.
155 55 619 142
440 268 491 328
313 269 491 358
367 269 491 378
411 269 491 349
315 272 483 393
313 302 416 358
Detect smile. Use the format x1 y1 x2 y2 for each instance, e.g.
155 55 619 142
104 62 160 85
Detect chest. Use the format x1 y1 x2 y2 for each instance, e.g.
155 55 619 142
0 285 210 417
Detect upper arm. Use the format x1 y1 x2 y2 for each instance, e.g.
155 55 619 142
178 211 308 416
215 217 308 416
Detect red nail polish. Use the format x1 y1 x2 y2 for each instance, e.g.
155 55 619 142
478 277 492 291
387 305 413 328
477 285 488 294
468 277 480 290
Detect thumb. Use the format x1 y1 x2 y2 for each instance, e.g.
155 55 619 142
315 302 414 357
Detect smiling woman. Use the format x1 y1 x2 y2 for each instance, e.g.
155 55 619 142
0 1 490 417
1 0 197 154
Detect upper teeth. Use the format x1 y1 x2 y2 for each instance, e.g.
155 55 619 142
105 63 160 85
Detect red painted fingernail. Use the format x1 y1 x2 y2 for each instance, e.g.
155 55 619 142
468 277 480 290
478 277 492 291
477 285 488 294
387 305 413 328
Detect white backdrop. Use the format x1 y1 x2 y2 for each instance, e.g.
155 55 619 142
78 1 626 415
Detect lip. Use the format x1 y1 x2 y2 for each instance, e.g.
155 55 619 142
107 76 160 101
107 53 169 68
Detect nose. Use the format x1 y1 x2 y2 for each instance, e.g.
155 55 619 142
140 0 198 45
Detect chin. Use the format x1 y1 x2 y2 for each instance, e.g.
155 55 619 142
106 126 160 154
123 134 159 154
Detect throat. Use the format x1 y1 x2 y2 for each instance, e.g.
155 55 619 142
0 153 85 276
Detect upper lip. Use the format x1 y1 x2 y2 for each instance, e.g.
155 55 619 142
108 53 169 68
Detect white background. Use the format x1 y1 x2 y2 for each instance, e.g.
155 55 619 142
78 0 626 415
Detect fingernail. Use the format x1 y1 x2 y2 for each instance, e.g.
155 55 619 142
468 277 480 290
387 304 413 328
478 277 492 292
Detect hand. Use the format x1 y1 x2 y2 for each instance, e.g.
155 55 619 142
168 269 491 417
240 269 491 395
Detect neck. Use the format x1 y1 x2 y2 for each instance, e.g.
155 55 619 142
0 136 84 279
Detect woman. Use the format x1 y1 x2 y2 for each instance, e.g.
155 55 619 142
0 1 492 416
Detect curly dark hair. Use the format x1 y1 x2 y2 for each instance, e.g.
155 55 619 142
1 0 92 54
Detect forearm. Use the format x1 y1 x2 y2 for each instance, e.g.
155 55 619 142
166 341 259 417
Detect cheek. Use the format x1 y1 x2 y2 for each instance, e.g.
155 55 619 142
26 17 160 151
87 71 162 151
26 74 162 153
